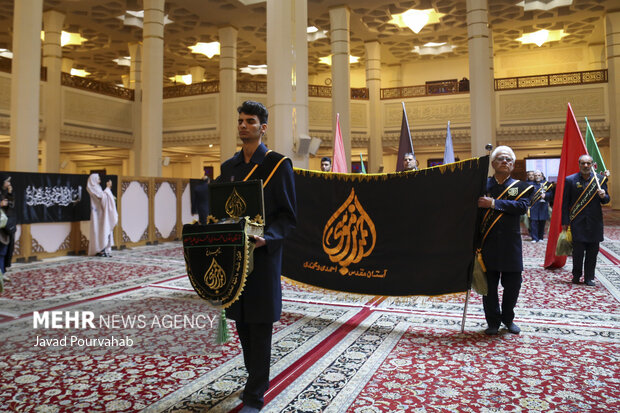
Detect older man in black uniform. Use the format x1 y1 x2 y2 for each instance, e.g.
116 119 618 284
562 154 609 286
216 101 297 412
478 146 533 335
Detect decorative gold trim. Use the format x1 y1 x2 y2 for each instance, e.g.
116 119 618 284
293 156 482 182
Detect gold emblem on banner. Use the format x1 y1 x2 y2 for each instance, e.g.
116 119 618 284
204 257 226 291
225 187 247 218
322 188 376 275
508 187 518 197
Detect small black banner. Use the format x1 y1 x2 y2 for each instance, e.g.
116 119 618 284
182 219 255 308
281 157 489 296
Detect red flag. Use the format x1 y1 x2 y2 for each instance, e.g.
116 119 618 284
544 103 587 268
332 113 348 173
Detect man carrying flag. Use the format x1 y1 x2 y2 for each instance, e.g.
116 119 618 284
477 146 533 335
561 155 610 286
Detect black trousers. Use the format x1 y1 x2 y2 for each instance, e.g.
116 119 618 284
530 219 546 241
482 270 522 328
572 241 599 282
235 321 273 409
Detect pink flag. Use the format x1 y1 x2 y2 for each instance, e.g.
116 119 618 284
332 113 348 173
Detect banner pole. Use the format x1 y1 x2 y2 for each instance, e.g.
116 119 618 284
461 289 471 333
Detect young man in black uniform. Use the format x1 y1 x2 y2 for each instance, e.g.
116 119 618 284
217 101 297 412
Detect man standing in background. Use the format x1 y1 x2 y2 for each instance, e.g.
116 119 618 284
562 154 610 286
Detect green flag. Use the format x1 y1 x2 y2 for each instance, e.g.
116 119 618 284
585 117 607 172
359 154 367 174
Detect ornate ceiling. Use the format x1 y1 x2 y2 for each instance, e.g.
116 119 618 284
0 0 611 85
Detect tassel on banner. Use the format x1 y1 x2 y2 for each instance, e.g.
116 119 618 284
216 308 230 345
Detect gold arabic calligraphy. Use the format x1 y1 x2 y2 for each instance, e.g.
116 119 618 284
204 258 226 291
225 187 247 218
322 188 376 275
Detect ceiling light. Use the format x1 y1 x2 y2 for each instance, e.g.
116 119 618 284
412 44 456 55
517 29 568 47
41 31 88 47
307 26 319 34
237 0 266 5
0 49 13 59
516 0 573 11
389 9 445 34
70 68 90 77
127 10 143 18
318 55 359 65
113 57 131 67
308 29 328 42
189 42 220 59
117 10 173 28
209 144 213 148
240 65 267 76
423 42 446 47
170 74 192 85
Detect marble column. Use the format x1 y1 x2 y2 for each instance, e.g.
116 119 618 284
606 10 620 208
190 66 205 83
365 41 382 173
466 0 495 157
330 6 351 172
10 0 43 172
219 26 238 162
588 43 606 69
42 10 65 173
190 156 204 179
140 0 165 177
61 58 73 73
267 0 309 167
128 42 142 177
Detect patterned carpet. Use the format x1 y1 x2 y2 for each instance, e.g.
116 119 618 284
1 209 619 412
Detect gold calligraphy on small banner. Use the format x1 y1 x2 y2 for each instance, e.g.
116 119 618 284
225 187 247 218
303 261 387 279
204 258 226 291
322 188 377 275
205 247 221 257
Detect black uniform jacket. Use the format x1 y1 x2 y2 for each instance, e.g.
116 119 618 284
190 179 210 225
218 143 297 323
561 172 609 243
481 177 532 272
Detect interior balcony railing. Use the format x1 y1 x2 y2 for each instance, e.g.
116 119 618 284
0 57 609 102
494 69 607 90
163 80 220 98
60 72 135 100
380 79 470 99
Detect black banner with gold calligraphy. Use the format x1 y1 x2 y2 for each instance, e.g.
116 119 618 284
281 157 489 296
182 218 256 308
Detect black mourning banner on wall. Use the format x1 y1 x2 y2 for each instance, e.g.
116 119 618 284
0 171 105 224
281 156 489 296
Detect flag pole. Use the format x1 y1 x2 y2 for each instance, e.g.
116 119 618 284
461 289 470 333
593 171 602 191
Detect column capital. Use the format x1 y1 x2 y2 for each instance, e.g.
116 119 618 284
328 5 351 14
128 42 142 58
43 9 65 31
